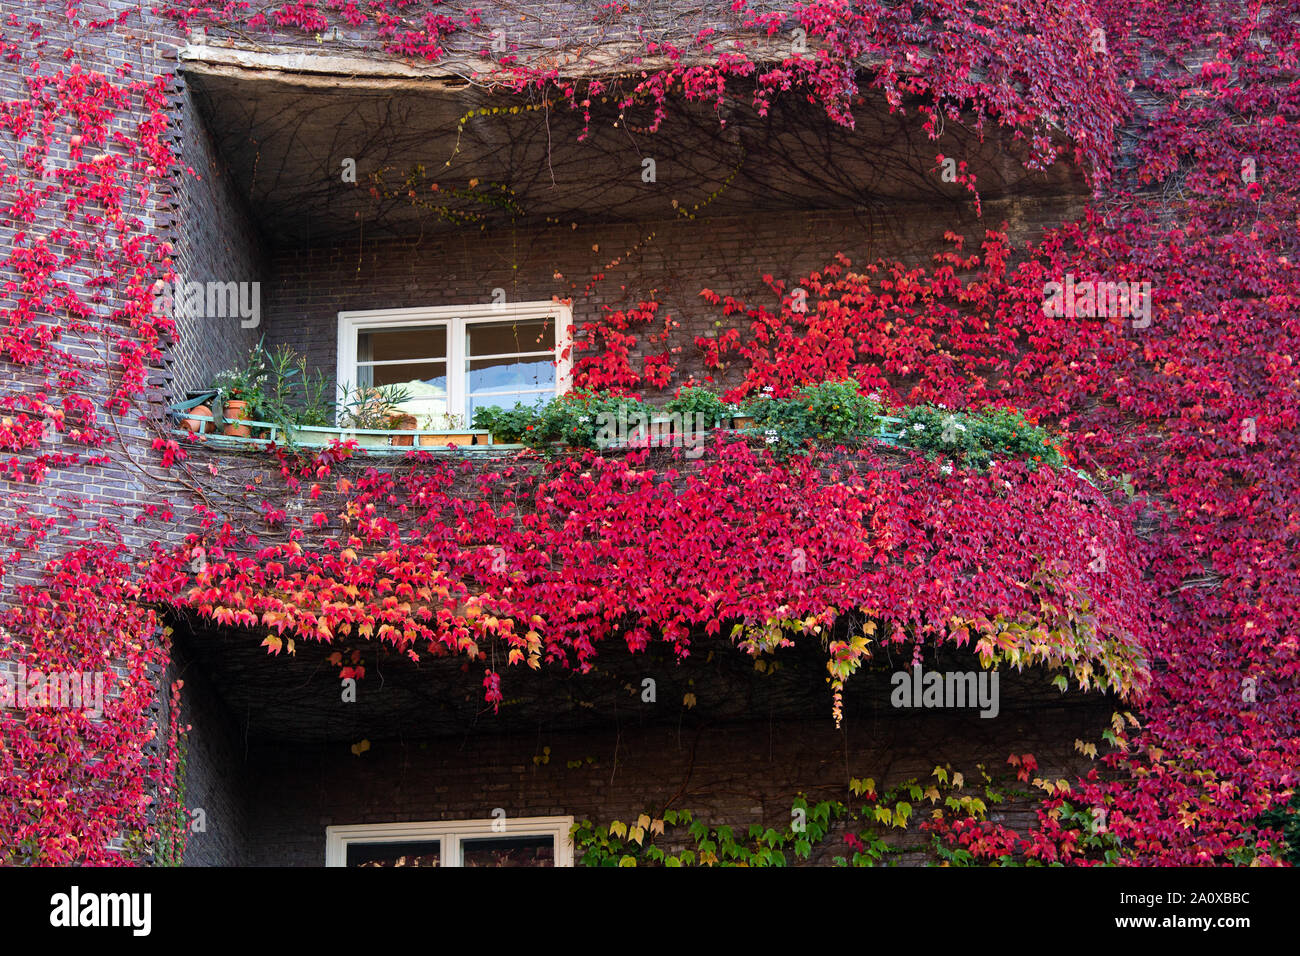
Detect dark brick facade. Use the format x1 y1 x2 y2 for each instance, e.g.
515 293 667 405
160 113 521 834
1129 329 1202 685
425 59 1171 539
168 650 255 867
237 701 1113 866
262 195 1085 399
167 80 268 399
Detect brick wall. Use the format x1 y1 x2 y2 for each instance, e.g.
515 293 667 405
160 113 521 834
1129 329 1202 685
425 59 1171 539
243 700 1114 866
263 194 1085 399
166 651 255 867
166 79 268 399
0 5 266 864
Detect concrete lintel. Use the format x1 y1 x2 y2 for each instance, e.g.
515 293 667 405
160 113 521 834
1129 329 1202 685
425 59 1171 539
176 37 794 92
178 44 486 90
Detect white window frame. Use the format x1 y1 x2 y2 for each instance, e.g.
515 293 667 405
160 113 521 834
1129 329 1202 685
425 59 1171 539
324 815 575 867
336 301 573 424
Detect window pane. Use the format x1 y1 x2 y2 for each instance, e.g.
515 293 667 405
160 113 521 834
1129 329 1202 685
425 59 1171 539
359 326 447 363
468 357 555 395
356 326 449 401
460 835 554 867
467 390 550 421
347 840 440 867
467 319 553 357
360 361 447 390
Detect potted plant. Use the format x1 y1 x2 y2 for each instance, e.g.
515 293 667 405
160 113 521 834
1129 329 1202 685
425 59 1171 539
338 383 412 448
666 386 730 428
211 367 265 438
536 390 649 453
181 395 217 434
249 342 336 445
730 409 756 429
731 386 768 429
665 385 732 444
740 379 886 456
471 403 542 446
418 412 476 448
389 412 419 446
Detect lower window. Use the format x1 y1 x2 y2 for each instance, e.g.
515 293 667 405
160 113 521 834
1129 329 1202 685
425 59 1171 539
325 815 574 867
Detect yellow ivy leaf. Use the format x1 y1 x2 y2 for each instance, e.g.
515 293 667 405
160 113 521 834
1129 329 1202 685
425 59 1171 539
350 738 370 756
608 820 627 839
849 777 876 797
683 692 697 709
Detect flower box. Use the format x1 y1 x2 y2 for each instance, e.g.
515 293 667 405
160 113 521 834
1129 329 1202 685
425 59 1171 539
418 431 477 448
339 428 392 448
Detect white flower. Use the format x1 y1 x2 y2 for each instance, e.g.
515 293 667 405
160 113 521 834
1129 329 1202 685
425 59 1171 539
765 435 778 444
578 415 591 423
941 464 953 475
955 423 967 432
913 424 925 432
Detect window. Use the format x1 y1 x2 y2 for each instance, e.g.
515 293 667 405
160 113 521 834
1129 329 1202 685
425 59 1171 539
337 302 572 426
324 816 575 867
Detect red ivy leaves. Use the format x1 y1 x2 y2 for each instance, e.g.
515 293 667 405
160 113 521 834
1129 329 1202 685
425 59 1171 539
0 0 1297 865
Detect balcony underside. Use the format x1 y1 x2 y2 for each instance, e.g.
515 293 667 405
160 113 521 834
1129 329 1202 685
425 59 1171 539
182 54 1091 245
169 609 1113 747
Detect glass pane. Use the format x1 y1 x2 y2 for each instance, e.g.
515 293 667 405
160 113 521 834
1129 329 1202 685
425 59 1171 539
358 326 447 363
467 319 553 357
468 357 555 395
356 326 449 406
360 360 447 390
347 840 440 867
467 390 550 421
460 835 554 867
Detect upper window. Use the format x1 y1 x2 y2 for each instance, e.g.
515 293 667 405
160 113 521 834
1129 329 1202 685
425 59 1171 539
324 816 575 867
337 302 572 426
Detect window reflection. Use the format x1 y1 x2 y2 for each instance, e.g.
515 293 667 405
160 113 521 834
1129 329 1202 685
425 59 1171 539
347 840 441 867
460 835 554 867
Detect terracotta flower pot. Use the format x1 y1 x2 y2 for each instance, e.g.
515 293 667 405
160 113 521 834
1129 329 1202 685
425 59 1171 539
221 399 252 438
183 405 215 434
390 414 419 446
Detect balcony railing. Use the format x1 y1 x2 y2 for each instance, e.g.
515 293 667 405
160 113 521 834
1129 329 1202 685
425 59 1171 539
168 397 910 457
